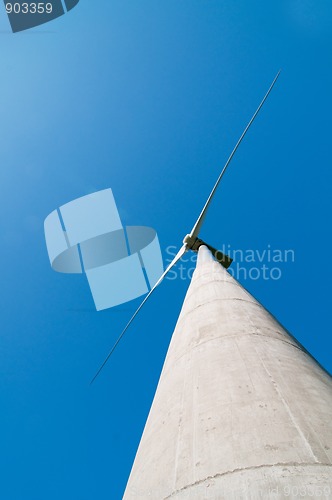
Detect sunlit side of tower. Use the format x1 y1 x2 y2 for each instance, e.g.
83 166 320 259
124 246 332 499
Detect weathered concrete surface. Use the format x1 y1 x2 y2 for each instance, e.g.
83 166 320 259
124 246 332 499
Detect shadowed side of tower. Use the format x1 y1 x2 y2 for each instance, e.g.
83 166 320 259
124 246 332 499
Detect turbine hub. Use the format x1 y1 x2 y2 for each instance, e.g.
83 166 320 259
183 234 195 248
183 234 204 252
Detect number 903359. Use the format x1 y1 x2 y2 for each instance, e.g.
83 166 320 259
5 3 53 14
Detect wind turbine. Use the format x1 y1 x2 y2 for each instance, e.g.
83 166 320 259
91 70 281 384
91 71 332 499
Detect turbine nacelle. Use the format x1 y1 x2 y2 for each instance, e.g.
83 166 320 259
183 234 232 269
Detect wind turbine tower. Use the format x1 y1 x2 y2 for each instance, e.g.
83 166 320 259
93 72 332 499
124 245 332 498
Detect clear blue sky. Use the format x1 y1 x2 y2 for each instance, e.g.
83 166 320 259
0 1 331 498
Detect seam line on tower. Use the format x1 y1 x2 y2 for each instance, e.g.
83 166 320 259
163 333 304 376
164 462 332 499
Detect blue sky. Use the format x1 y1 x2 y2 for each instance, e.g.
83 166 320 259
0 1 331 498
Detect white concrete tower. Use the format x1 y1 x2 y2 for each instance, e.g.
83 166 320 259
124 246 332 499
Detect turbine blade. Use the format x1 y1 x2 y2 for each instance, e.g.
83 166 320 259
90 244 187 384
190 70 281 239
